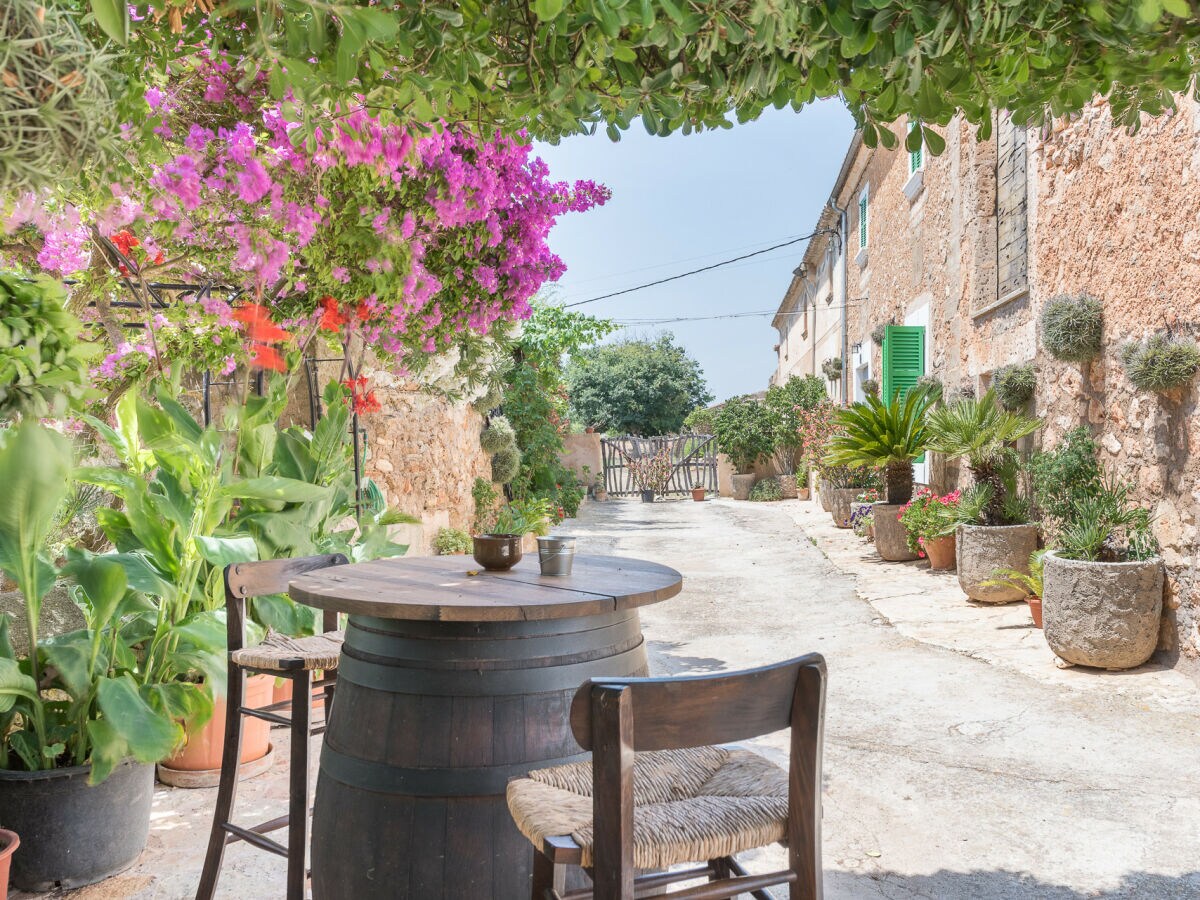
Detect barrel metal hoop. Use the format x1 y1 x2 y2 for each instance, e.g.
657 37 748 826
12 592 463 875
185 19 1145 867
346 611 633 640
319 746 590 797
337 639 648 696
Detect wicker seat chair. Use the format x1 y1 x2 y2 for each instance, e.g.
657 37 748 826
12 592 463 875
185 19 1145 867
195 554 348 900
506 654 827 900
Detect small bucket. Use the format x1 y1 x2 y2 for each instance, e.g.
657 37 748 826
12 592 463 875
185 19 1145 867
537 536 577 576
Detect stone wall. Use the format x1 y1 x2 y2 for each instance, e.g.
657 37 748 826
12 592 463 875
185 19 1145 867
360 380 492 556
560 432 602 485
833 100 1200 670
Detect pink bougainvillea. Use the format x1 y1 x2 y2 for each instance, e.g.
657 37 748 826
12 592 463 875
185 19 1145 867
5 56 609 381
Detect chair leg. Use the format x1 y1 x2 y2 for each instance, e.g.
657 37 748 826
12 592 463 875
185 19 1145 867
286 670 313 900
531 848 560 900
195 661 247 900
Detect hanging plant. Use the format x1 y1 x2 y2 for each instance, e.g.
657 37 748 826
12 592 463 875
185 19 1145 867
992 364 1036 410
1041 294 1103 362
861 378 880 397
870 323 891 346
480 416 516 454
822 357 843 381
1120 335 1200 393
490 445 522 484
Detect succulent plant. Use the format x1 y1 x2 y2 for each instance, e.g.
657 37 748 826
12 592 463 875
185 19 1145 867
490 445 521 484
991 363 1036 410
821 357 843 381
1120 334 1200 393
479 415 516 454
870 322 891 346
861 377 880 397
1041 294 1103 362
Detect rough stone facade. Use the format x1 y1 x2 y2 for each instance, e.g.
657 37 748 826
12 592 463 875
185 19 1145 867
774 98 1200 672
361 380 493 556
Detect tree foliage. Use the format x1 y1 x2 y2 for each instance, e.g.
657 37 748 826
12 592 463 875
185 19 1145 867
566 333 713 436
713 394 773 474
110 0 1200 152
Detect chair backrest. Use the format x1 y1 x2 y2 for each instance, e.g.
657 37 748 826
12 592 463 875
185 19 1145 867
569 654 827 900
224 554 349 649
569 654 825 752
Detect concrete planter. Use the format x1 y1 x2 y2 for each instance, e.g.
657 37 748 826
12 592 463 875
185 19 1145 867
778 474 798 500
956 524 1039 603
731 474 756 501
1042 552 1164 670
827 488 858 528
818 479 833 512
850 501 872 536
873 503 918 561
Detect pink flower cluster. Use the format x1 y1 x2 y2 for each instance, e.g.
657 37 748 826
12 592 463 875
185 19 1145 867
9 57 609 368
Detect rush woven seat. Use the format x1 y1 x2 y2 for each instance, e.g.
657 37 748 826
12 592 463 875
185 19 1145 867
507 745 789 870
230 628 344 672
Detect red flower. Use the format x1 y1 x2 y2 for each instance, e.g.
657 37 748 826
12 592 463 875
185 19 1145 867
111 230 140 255
318 296 348 333
153 251 165 265
249 344 287 372
342 376 381 414
235 303 292 343
117 263 130 277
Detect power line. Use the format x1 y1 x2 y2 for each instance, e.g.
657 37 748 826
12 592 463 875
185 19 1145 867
563 228 836 308
612 301 864 326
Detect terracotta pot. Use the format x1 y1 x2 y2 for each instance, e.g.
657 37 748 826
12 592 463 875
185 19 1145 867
273 677 326 713
1027 595 1044 629
691 487 706 502
778 474 798 500
164 673 273 773
872 502 917 559
0 828 18 898
797 487 811 501
1042 552 1164 669
731 474 756 501
924 534 957 571
594 489 608 502
956 524 1040 603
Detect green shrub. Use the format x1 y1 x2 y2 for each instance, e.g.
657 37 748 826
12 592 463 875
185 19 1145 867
683 406 716 434
821 357 843 381
713 395 773 474
1057 477 1158 562
491 445 521 484
1028 427 1102 536
1041 293 1103 362
991 363 1035 410
434 527 472 555
1120 334 1200 392
471 477 499 534
748 477 783 502
480 416 516 453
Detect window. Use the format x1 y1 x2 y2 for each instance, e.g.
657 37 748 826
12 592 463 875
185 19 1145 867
995 113 1028 302
857 187 869 251
907 120 923 176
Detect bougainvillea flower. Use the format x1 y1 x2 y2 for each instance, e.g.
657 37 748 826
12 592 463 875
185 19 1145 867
234 303 292 343
249 343 287 372
111 229 140 255
318 295 348 333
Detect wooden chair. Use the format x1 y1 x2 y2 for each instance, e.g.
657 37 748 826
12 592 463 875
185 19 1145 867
506 654 826 900
195 554 348 900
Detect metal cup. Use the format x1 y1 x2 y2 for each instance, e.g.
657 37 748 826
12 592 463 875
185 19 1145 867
537 536 577 576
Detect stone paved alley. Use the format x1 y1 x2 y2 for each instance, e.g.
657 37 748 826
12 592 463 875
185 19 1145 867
23 497 1200 899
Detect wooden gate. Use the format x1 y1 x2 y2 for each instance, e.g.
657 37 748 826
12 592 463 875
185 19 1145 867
600 434 718 498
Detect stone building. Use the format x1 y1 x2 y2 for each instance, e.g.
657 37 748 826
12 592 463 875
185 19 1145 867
773 98 1200 669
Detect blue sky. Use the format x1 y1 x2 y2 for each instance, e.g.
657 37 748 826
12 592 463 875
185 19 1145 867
535 100 855 402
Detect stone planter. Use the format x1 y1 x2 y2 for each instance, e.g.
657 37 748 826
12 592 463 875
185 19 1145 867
872 502 918 560
778 474 798 499
924 534 957 571
850 501 872 536
731 474 756 501
1042 552 1164 669
818 479 833 512
827 488 858 528
956 524 1039 603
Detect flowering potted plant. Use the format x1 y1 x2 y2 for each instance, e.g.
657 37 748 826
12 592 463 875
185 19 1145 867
795 400 839 510
627 448 673 502
898 488 963 570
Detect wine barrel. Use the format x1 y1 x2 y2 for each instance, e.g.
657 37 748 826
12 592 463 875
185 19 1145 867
310 610 649 899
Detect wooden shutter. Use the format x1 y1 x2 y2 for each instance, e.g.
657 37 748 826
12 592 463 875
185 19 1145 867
881 325 925 403
858 191 868 249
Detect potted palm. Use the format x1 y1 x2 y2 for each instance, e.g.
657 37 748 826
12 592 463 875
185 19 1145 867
926 390 1041 602
824 387 937 560
983 550 1048 627
714 395 772 500
0 424 214 890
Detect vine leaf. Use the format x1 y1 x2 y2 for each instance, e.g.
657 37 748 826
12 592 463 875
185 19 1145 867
90 0 128 45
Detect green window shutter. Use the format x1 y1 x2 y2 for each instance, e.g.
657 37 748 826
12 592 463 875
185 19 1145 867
883 324 927 463
908 120 922 174
858 193 868 249
881 325 925 404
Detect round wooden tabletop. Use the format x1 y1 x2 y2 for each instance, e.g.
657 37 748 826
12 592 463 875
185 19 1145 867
289 553 683 623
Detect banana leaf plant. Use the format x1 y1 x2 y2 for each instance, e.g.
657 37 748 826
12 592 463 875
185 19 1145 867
0 423 210 784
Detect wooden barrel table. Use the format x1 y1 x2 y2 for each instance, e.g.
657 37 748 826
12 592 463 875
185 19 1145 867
289 554 682 899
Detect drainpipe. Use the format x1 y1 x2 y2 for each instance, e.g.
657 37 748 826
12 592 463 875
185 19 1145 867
829 201 848 404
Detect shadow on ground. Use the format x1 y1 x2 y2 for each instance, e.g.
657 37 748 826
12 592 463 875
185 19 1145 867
829 868 1200 899
646 640 726 675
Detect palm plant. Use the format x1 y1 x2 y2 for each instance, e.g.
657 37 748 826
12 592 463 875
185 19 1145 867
982 549 1047 599
823 387 936 504
925 389 1041 525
